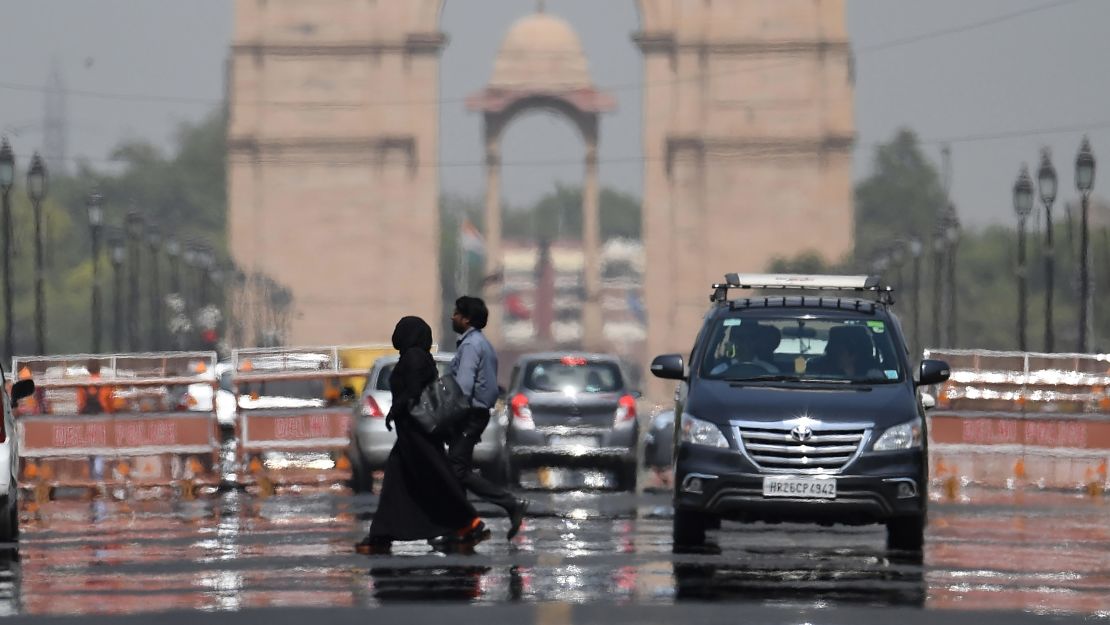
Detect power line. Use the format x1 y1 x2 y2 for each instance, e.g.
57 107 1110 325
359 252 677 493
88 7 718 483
0 0 1088 110
857 0 1085 53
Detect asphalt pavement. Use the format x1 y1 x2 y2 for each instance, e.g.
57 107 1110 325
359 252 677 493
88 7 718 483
0 481 1104 622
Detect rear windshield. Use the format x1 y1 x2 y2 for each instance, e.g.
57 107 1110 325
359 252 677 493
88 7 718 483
375 361 453 391
523 359 623 393
698 315 905 384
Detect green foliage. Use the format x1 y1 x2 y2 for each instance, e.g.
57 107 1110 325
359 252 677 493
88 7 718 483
504 183 641 241
1 110 227 356
438 185 642 341
854 129 946 264
770 127 1110 354
767 251 848 275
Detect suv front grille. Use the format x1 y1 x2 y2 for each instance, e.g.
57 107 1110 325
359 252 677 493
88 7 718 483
734 422 869 473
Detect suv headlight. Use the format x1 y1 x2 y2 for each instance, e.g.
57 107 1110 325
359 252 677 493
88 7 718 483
872 418 923 451
679 413 729 449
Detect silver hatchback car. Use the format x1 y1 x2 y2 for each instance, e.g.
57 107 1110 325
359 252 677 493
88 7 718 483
346 353 508 493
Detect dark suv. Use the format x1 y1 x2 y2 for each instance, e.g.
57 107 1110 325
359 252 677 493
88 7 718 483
651 274 949 551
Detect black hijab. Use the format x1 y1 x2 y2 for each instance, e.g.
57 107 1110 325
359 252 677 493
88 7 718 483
387 316 438 420
392 315 434 353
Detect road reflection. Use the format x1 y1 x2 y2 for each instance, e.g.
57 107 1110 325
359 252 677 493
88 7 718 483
5 487 1108 616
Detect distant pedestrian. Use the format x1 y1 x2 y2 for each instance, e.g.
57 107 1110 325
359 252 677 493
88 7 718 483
448 296 529 540
357 316 488 554
77 360 116 415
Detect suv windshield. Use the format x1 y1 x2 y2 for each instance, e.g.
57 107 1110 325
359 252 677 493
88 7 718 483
524 359 623 393
699 315 904 384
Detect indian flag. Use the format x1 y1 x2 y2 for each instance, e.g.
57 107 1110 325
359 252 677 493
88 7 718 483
460 219 485 256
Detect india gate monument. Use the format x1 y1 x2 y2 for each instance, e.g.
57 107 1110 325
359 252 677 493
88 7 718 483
227 0 854 398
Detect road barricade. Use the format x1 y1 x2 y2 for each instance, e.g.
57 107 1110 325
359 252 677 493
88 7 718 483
12 352 222 501
231 345 379 495
925 348 1110 494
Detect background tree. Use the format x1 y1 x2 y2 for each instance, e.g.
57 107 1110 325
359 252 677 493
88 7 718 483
0 110 229 355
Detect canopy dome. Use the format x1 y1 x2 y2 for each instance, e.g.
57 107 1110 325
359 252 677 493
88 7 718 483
490 12 592 90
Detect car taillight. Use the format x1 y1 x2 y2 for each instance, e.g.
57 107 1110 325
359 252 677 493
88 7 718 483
510 393 535 430
362 395 384 419
614 394 637 427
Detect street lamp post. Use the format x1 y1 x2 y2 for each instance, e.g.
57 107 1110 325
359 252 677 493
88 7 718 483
146 226 161 350
125 210 144 351
197 245 214 307
931 230 944 348
27 153 48 355
110 234 125 352
1076 137 1096 353
87 190 104 353
909 238 923 359
0 139 13 362
943 202 961 347
183 243 199 310
1038 149 1058 352
165 237 181 296
890 244 906 296
1013 165 1034 351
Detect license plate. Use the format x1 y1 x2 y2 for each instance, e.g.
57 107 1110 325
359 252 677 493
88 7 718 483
549 436 598 448
762 476 837 499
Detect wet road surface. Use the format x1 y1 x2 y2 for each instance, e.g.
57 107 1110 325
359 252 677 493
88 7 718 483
0 482 1104 621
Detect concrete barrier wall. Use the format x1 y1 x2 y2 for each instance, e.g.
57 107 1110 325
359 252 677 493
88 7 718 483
924 348 1110 494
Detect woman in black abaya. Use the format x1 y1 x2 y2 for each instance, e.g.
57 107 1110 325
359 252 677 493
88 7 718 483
356 316 483 553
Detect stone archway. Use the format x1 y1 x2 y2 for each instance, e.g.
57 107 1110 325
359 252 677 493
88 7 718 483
466 10 615 351
227 0 855 401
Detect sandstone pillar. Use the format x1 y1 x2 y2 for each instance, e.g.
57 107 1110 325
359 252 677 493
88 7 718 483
582 142 603 351
482 141 504 343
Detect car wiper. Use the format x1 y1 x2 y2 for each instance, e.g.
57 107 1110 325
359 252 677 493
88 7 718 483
725 375 850 384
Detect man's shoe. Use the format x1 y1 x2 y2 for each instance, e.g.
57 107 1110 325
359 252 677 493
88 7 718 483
507 498 530 541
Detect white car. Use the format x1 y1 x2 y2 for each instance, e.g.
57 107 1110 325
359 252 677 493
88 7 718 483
346 353 508 492
2 370 35 544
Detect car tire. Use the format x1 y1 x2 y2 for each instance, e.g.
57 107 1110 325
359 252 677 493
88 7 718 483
673 507 711 548
347 449 374 494
886 515 925 552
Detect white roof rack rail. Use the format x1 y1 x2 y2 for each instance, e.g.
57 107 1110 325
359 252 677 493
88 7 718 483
711 273 891 303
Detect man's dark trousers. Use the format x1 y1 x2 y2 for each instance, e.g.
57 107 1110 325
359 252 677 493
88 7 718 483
448 408 516 511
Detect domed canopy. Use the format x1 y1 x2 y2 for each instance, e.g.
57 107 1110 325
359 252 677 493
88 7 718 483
490 12 592 90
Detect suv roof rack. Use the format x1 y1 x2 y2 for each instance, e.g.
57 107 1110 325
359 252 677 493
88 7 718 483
710 273 894 305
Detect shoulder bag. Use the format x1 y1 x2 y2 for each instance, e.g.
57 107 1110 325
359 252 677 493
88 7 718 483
408 374 471 436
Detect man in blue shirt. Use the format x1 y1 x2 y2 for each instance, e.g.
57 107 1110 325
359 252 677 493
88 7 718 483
449 296 528 540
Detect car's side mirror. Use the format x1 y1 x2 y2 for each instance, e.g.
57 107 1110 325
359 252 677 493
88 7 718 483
917 359 950 386
650 354 685 380
10 379 34 408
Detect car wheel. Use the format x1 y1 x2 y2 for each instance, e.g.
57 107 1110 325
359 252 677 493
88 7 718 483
673 507 711 548
347 449 374 494
886 516 925 552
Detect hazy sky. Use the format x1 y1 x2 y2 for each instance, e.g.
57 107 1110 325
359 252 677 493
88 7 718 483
0 0 1107 228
